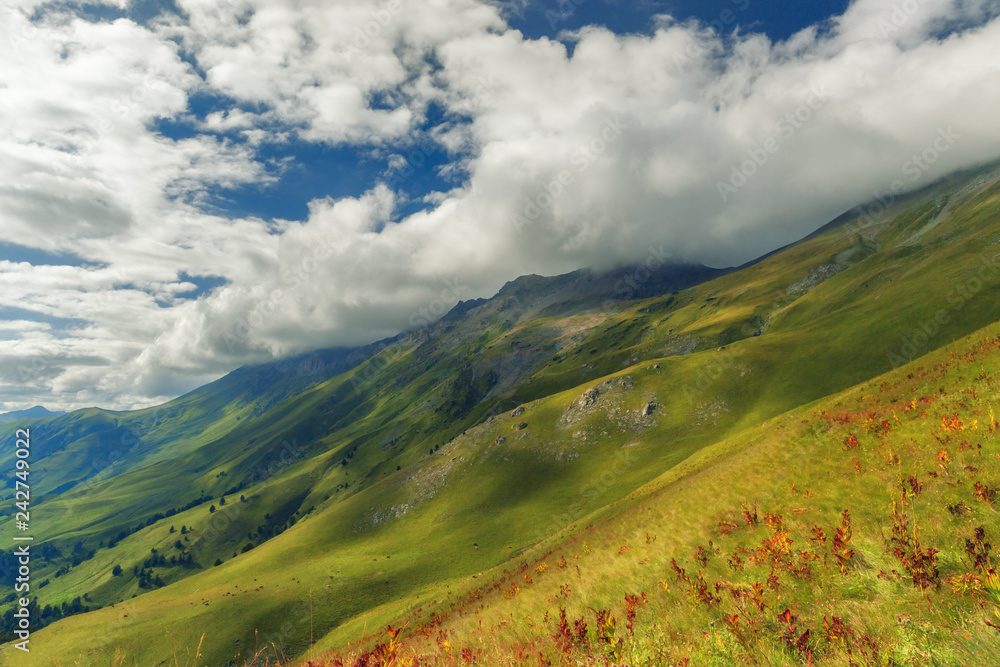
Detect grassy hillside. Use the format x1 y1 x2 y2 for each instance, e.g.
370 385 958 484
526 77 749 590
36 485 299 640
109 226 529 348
324 299 1000 666
1 160 999 665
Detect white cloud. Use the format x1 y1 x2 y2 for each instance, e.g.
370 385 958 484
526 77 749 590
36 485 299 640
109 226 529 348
834 0 1000 45
161 0 505 145
1 0 1000 411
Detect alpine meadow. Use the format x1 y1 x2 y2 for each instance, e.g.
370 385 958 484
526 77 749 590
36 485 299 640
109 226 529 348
2 0 1000 666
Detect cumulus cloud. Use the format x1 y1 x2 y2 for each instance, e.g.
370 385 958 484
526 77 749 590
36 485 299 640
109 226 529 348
160 0 505 145
1 0 1000 411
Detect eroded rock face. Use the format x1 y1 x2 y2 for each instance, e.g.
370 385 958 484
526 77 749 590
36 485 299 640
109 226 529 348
787 263 845 295
560 375 634 425
575 376 634 409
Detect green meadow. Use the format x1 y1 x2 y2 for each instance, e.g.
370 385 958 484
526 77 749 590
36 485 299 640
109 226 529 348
2 161 999 665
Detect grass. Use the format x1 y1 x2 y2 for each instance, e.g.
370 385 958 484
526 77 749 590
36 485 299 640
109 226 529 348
315 320 1000 666
1 160 999 665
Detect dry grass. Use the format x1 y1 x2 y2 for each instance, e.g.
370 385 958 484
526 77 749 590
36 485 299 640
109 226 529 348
299 330 1000 666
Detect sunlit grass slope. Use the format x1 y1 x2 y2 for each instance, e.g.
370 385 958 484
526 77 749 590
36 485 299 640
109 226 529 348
320 316 1000 666
1 161 999 665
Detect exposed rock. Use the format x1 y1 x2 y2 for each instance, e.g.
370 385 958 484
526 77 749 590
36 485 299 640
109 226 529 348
510 406 525 417
573 376 634 410
661 336 698 357
787 264 844 295
363 455 458 531
692 399 731 426
495 436 505 445
641 402 655 417
560 375 635 426
514 422 528 431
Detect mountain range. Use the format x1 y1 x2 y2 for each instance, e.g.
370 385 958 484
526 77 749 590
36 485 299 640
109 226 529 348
2 159 1000 665
0 406 64 424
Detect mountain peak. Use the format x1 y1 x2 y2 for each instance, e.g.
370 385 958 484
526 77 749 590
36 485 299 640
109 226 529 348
0 405 65 423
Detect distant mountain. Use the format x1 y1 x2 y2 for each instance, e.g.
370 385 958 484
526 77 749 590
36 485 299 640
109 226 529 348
4 159 1000 665
0 405 65 423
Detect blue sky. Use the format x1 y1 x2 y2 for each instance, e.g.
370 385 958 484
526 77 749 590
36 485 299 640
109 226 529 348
13 0 853 244
510 0 848 42
158 0 854 230
125 0 855 233
0 0 855 268
1 0 999 411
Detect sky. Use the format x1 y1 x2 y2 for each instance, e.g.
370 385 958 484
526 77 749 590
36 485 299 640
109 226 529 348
1 0 999 412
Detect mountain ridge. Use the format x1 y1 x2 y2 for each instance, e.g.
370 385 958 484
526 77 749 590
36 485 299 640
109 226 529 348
0 405 65 424
2 158 999 665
